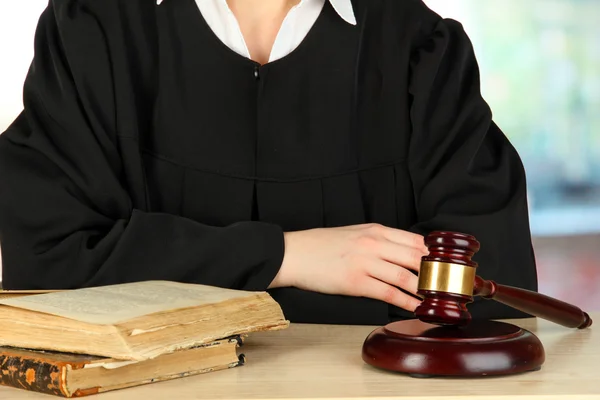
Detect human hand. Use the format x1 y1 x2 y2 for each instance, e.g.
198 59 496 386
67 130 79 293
269 224 428 312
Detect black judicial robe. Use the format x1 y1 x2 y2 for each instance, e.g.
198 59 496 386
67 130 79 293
0 0 538 325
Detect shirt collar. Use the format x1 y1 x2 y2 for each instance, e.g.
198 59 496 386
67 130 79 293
328 0 356 25
156 0 356 25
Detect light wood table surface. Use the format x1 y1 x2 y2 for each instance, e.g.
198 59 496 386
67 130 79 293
1 313 599 399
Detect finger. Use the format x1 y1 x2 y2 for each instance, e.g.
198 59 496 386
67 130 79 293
355 224 429 254
374 241 424 272
381 228 428 253
356 223 428 253
366 259 419 295
359 277 421 312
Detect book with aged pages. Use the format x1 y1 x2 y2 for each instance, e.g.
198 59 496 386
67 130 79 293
0 280 288 361
0 281 288 397
0 335 245 398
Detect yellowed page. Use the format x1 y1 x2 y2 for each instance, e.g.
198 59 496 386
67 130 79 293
0 289 62 293
0 289 63 300
0 281 256 325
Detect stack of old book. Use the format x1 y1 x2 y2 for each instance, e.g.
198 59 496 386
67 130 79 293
0 280 289 397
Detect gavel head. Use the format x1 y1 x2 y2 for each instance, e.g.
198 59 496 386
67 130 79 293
414 231 481 326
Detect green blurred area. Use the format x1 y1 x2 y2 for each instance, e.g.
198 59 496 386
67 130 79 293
427 0 599 223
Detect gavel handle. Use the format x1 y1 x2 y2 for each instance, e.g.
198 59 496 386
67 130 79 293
473 276 593 329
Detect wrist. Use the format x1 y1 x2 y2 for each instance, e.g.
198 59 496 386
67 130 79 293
269 231 296 289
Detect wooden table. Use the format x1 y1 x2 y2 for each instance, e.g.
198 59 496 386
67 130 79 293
1 314 599 399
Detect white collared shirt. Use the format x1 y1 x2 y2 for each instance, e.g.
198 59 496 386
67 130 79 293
158 0 356 63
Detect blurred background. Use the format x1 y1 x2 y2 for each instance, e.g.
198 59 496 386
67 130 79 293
421 0 600 311
0 0 598 310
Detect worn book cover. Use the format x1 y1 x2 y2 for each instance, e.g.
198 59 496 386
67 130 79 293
0 336 245 398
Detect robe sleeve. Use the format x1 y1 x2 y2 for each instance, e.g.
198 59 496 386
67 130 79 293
407 18 538 318
0 1 284 291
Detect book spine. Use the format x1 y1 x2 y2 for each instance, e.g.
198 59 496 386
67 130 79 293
0 352 70 397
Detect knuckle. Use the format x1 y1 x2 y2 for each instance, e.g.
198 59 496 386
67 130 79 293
366 223 384 235
355 235 379 251
413 234 425 249
343 252 365 268
347 271 367 294
410 248 424 266
395 268 410 286
399 297 415 312
382 286 398 304
346 274 361 291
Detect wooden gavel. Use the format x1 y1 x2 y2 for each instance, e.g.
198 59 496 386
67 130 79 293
415 231 593 329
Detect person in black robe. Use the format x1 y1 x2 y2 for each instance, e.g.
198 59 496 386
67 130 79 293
0 0 538 325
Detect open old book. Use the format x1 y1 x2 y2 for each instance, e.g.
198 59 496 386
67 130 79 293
0 281 289 361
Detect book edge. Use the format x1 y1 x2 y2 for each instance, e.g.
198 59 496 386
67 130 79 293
65 336 243 397
0 336 244 398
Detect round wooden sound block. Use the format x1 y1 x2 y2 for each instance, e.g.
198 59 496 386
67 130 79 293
362 319 545 377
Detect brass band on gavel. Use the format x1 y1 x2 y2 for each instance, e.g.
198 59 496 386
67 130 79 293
417 261 477 296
